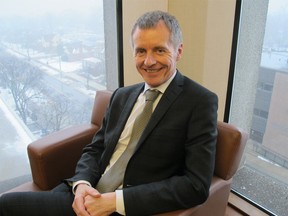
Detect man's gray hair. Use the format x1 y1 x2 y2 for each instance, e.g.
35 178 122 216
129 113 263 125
131 10 183 48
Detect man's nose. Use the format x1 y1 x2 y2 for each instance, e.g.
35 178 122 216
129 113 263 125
144 53 156 66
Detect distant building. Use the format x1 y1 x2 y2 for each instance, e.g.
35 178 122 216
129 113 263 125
250 53 288 168
262 72 288 166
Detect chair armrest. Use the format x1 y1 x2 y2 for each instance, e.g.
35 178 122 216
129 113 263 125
27 124 99 190
215 122 248 180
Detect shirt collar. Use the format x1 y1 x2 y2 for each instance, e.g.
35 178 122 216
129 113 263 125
144 70 177 94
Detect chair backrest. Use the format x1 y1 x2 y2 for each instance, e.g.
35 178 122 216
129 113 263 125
214 121 248 180
91 91 248 181
91 90 113 126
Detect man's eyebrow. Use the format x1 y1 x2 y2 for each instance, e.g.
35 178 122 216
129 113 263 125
135 47 146 52
154 46 167 50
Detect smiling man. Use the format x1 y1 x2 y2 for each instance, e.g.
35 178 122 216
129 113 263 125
0 11 218 216
132 18 183 87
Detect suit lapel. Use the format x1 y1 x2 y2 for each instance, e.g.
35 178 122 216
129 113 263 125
118 89 142 127
101 85 143 170
111 85 144 145
135 72 184 149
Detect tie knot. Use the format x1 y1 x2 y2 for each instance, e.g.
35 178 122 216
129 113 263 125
145 89 160 102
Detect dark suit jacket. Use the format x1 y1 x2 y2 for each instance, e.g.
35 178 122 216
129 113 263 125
68 71 218 215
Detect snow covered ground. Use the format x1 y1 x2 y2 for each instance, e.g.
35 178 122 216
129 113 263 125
0 96 33 181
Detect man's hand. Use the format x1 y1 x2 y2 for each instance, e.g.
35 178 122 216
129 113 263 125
72 183 101 216
84 192 116 216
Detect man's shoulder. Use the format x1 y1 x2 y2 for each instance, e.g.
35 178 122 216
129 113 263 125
176 72 217 98
114 83 144 95
110 83 144 103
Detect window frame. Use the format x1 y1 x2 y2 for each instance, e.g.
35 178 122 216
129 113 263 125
225 0 283 215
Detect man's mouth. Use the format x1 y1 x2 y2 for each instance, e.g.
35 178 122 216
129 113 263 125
145 68 161 73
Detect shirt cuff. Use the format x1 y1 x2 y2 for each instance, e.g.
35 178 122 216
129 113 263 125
115 189 126 215
72 180 91 194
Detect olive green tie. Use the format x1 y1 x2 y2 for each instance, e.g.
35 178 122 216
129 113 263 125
96 89 160 193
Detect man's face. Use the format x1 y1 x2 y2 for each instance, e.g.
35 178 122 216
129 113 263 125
132 21 183 87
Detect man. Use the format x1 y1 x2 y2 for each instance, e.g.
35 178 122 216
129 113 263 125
0 10 218 216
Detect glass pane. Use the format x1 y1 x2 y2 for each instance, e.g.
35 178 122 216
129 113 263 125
0 0 107 183
230 0 288 215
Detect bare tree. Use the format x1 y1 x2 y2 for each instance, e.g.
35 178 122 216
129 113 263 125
71 98 93 125
31 95 72 135
0 53 43 124
0 52 93 137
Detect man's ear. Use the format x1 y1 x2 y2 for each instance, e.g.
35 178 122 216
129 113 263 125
176 44 183 61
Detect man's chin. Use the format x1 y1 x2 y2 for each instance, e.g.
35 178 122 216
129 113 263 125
145 79 164 87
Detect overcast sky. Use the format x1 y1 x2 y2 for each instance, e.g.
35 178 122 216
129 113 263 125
268 0 288 15
1 0 287 17
0 0 102 17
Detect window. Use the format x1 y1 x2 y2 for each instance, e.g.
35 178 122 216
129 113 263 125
0 0 120 184
228 0 288 215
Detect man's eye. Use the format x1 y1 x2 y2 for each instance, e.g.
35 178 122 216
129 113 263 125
156 49 165 54
135 49 145 56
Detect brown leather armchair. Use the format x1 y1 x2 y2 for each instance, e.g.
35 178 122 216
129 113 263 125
4 90 248 216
